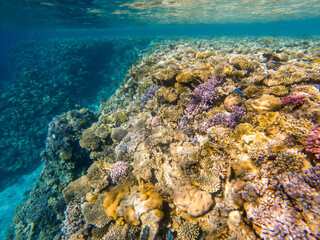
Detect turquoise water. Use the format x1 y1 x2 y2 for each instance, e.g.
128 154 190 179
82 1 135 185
1 0 320 28
0 1 320 240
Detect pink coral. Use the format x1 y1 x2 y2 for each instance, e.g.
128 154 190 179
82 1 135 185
281 94 306 108
305 124 320 159
150 116 160 127
110 161 130 184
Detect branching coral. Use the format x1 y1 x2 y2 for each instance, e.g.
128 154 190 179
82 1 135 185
109 161 130 184
96 158 130 184
199 105 246 131
242 165 320 239
281 94 306 108
186 77 221 116
305 124 320 159
61 198 90 240
141 84 159 104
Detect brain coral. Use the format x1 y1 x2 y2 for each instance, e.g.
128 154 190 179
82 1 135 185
173 183 215 217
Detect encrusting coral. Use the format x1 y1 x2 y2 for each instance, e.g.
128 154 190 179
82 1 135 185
173 182 215 217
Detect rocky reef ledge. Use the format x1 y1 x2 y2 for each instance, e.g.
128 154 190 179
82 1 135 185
7 36 320 240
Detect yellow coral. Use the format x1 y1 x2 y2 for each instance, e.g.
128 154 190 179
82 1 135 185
267 85 289 97
152 68 178 85
176 70 195 83
103 185 130 220
157 87 178 103
233 123 254 142
245 94 281 114
124 206 140 226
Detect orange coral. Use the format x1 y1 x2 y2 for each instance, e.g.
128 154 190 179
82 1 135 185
103 185 130 220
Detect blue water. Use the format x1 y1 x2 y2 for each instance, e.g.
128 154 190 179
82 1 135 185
0 0 320 239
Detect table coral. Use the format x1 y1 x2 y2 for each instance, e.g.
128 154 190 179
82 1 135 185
81 194 110 229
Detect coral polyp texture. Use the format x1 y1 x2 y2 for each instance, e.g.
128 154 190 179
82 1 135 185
281 94 307 108
306 124 320 159
186 77 221 116
8 36 320 240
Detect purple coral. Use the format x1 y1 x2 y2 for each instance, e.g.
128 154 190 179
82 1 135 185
178 115 190 129
199 105 246 132
150 115 160 127
246 191 314 240
186 77 221 116
305 124 320 159
281 94 306 108
110 161 130 184
241 165 320 240
141 84 159 104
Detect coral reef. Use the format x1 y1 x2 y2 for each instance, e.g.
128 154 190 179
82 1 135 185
7 109 96 240
8 36 320 240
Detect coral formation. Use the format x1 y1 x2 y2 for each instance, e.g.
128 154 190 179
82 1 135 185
245 94 281 114
281 94 307 108
305 124 320 159
173 182 215 217
8 36 320 240
186 77 221 116
61 198 90 240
